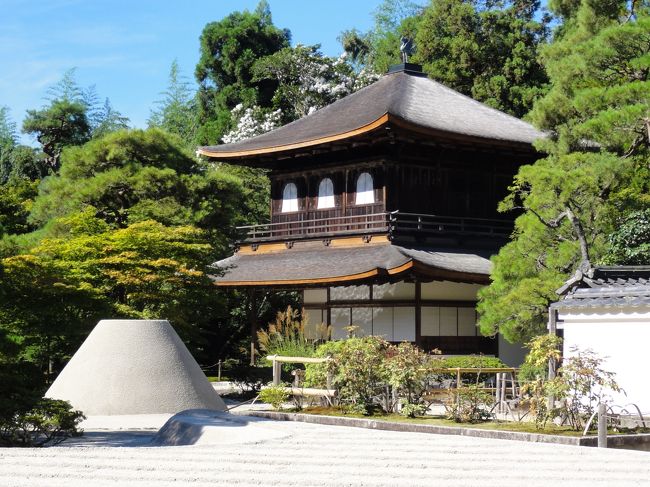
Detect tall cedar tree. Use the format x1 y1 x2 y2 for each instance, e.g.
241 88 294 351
194 0 290 144
478 1 650 342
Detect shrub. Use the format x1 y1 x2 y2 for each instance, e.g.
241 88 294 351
400 401 428 418
520 342 621 431
386 342 440 409
328 336 389 414
435 355 508 383
259 383 290 411
0 399 85 447
559 348 622 431
436 355 507 369
228 360 271 394
445 385 493 423
304 340 345 388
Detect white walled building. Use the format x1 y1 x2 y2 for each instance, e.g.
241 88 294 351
552 267 650 410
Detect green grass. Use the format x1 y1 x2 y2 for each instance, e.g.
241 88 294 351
300 407 587 436
206 376 230 382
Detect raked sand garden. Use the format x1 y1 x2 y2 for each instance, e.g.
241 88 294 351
2 410 650 487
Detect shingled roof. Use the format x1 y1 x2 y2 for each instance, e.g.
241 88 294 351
198 65 546 159
210 242 492 287
552 266 650 310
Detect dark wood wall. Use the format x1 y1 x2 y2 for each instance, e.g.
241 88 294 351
268 140 530 225
270 164 385 225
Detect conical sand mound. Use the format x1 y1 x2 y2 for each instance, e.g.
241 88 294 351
46 319 226 415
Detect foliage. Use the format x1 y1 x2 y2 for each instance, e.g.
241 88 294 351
445 384 493 423
195 1 290 143
0 361 44 424
478 2 650 343
304 340 346 388
603 208 650 265
259 383 290 410
22 100 91 172
352 0 549 117
29 128 247 254
0 211 226 367
227 360 271 394
522 334 562 373
436 355 507 370
385 342 439 406
558 348 622 431
399 401 428 418
436 355 508 382
0 179 38 238
414 0 550 118
327 336 390 414
0 398 84 447
521 345 621 431
252 44 379 123
361 0 424 73
149 60 198 146
221 104 282 144
91 98 129 139
257 306 330 358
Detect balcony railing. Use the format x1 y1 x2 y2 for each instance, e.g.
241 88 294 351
237 211 512 243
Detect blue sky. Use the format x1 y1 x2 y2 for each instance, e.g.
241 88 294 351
1 0 391 145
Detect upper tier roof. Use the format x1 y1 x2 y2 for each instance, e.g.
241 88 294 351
198 65 546 159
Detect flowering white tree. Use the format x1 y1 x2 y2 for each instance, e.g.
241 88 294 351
221 45 379 144
253 44 379 121
221 105 282 144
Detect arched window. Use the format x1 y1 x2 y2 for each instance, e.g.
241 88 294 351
281 182 298 213
317 178 335 209
355 172 375 205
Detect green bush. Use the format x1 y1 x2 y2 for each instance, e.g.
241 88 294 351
328 336 389 415
435 355 508 383
386 342 439 408
0 399 85 447
436 355 507 369
259 383 290 410
400 401 428 418
304 340 345 388
444 385 493 423
228 360 271 394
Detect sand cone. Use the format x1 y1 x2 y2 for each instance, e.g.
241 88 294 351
46 319 226 415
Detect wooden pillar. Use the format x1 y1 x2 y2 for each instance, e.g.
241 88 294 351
548 307 557 379
547 306 558 409
248 289 259 366
415 280 422 348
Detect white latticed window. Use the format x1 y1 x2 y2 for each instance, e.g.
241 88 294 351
317 178 335 209
281 182 299 213
355 172 375 205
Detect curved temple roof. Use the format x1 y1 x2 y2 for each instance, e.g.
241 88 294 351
198 67 545 159
210 243 492 287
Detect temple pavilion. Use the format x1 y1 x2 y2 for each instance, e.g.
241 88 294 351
198 63 544 365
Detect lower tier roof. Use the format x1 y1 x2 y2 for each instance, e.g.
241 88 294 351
210 241 493 287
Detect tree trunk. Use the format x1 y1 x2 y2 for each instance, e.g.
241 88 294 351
565 207 591 272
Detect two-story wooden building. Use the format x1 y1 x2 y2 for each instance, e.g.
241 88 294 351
198 63 544 364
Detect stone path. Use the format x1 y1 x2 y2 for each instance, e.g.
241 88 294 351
1 415 650 486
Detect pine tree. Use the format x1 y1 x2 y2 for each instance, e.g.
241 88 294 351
478 1 650 342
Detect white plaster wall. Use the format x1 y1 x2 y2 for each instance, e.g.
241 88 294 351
559 309 650 411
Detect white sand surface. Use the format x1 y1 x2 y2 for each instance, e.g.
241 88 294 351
1 414 650 487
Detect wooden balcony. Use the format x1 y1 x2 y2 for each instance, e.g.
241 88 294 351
237 211 512 243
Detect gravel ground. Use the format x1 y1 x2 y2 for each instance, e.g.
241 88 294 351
2 414 650 487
